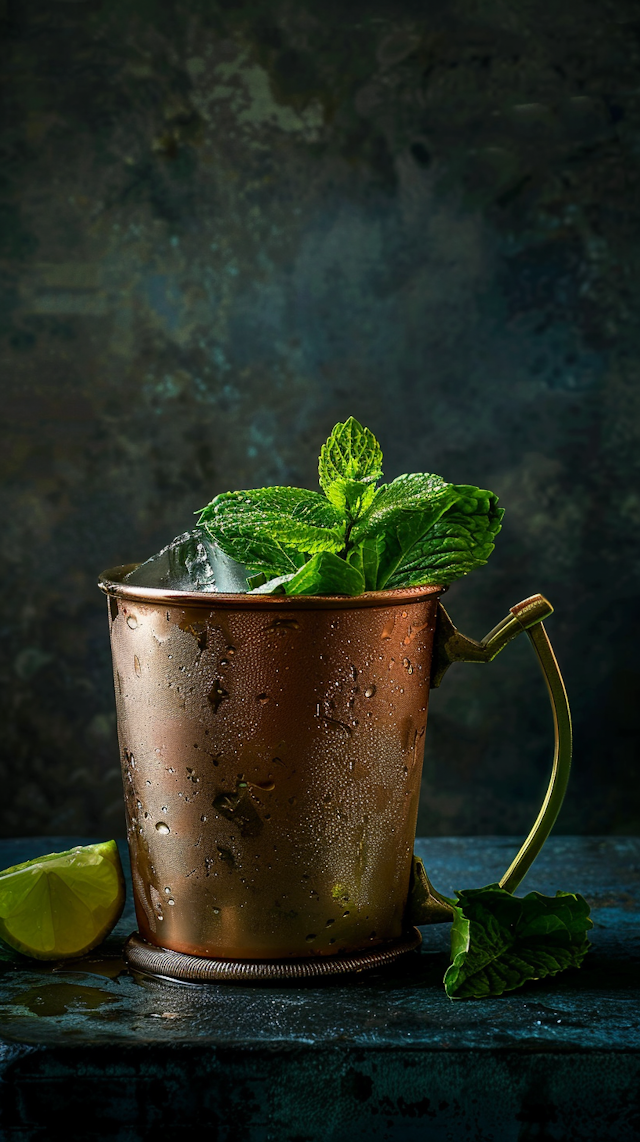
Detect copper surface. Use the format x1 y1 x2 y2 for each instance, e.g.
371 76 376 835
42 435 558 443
100 567 443 960
124 928 422 983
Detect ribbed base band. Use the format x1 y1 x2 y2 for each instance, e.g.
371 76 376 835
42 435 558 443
124 928 422 983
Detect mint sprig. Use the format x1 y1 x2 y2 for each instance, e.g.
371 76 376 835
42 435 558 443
199 417 504 595
444 884 592 1000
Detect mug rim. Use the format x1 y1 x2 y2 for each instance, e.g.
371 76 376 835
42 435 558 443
98 564 447 610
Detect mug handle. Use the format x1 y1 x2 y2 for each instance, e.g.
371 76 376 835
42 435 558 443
407 594 572 924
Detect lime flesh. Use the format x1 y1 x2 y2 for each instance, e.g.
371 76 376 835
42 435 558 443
0 840 126 960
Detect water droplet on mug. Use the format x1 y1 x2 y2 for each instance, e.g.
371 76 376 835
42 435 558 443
212 907 220 915
306 933 317 942
257 693 270 705
364 686 376 698
164 887 171 895
403 658 410 669
134 655 141 676
156 822 170 835
127 615 138 630
226 646 236 655
167 898 175 906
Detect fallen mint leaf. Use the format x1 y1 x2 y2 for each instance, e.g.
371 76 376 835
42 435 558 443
444 884 592 1000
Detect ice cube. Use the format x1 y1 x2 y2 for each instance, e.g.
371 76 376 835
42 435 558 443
124 528 249 593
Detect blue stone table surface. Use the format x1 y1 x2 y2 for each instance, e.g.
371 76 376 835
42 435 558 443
1 835 639 1141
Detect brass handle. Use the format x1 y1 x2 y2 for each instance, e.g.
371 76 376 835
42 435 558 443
431 592 572 893
407 594 572 925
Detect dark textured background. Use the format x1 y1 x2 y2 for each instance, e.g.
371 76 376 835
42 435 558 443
1 0 638 840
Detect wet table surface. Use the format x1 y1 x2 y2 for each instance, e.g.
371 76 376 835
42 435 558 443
1 835 639 1140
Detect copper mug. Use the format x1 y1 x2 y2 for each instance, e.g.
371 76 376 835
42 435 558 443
99 568 571 974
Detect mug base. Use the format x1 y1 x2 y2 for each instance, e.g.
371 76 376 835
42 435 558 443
124 928 422 984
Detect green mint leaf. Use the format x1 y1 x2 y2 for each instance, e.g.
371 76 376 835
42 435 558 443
351 473 461 588
444 884 592 1000
388 488 504 587
199 487 346 576
325 476 378 517
361 535 382 591
279 551 365 596
319 418 383 497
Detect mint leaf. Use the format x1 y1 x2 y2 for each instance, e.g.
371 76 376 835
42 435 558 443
319 418 383 497
199 487 346 577
444 885 592 1000
253 551 365 596
388 488 504 587
360 535 383 591
351 473 461 588
195 419 504 596
324 476 378 517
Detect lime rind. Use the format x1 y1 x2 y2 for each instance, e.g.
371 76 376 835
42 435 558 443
0 840 126 961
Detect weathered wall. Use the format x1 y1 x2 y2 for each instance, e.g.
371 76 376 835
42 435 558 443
1 0 639 839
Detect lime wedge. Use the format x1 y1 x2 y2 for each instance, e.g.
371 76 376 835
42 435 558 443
0 840 126 960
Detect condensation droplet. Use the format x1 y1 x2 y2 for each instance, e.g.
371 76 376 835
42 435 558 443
257 693 270 705
155 822 170 835
226 646 236 655
134 655 141 676
126 615 138 629
364 686 376 698
164 887 171 894
305 933 317 942
167 898 175 906
212 907 220 915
